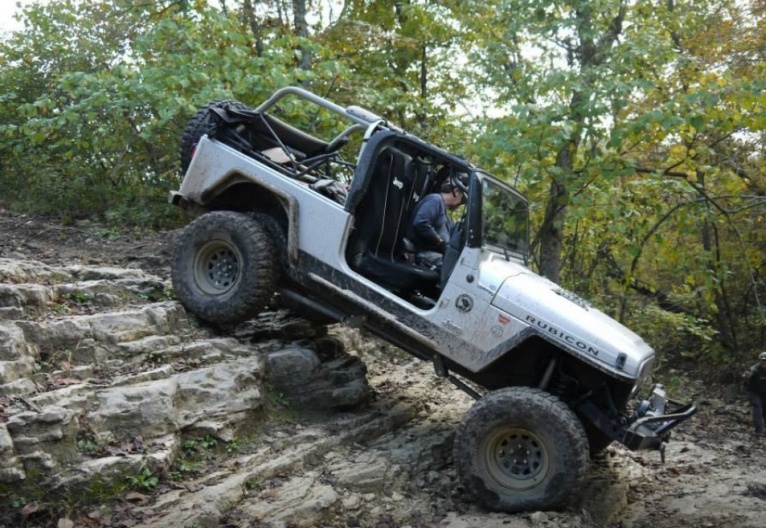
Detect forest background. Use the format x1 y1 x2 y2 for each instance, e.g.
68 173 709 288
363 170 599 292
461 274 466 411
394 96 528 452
1 0 765 383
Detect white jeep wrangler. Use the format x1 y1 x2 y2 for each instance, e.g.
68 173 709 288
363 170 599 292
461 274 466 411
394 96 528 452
169 87 695 512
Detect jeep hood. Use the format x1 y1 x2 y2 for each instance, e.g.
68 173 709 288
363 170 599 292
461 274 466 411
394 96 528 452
483 258 654 380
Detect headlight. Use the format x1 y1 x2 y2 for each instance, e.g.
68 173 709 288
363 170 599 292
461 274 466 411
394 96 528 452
630 355 656 398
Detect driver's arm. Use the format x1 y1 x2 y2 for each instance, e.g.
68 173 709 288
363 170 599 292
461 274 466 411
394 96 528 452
411 198 445 250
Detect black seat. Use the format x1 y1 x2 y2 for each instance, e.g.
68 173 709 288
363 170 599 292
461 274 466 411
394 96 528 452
348 147 439 291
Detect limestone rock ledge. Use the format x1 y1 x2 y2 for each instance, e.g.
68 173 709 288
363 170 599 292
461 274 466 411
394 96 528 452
0 257 370 499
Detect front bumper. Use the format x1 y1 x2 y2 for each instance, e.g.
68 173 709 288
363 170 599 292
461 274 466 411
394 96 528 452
578 384 697 451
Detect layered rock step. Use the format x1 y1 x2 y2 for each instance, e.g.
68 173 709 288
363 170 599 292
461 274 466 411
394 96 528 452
132 403 420 528
0 256 662 528
1 302 195 396
0 258 372 508
129 359 474 528
0 257 168 321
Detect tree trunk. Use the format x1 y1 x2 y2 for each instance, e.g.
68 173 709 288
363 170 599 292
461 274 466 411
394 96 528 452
536 3 624 284
241 0 263 56
539 142 575 283
699 171 737 352
292 0 311 71
417 43 427 129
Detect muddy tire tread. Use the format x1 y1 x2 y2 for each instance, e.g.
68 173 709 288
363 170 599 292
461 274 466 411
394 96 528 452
171 211 278 325
454 386 588 512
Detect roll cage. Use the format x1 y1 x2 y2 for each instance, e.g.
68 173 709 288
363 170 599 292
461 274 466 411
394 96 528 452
192 86 531 303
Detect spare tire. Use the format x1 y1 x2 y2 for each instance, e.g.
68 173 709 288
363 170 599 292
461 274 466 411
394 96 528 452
179 100 251 173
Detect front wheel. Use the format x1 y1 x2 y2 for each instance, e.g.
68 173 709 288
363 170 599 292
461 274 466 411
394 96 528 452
453 387 588 512
172 211 278 325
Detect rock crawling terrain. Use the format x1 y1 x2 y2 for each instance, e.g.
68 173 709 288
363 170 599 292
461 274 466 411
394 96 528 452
1 210 765 528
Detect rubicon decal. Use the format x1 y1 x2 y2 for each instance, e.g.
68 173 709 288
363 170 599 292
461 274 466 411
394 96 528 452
525 315 600 356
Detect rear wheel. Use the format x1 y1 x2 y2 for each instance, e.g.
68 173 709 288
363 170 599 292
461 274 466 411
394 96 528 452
454 387 588 512
172 211 278 325
179 100 250 173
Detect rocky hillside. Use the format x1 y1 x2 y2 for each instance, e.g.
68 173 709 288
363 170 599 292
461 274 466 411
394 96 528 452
1 212 765 528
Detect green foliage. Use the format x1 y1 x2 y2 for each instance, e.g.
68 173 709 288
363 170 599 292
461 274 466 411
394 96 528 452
449 0 766 366
318 0 472 146
139 282 172 303
170 434 222 479
244 477 265 492
0 0 332 227
126 467 159 491
182 434 218 453
630 304 720 360
64 291 91 306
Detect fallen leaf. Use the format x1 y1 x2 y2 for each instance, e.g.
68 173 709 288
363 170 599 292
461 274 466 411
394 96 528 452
77 513 101 526
125 491 149 502
20 502 40 517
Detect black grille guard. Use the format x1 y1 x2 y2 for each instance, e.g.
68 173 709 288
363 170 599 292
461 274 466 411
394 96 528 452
622 401 697 450
577 396 697 451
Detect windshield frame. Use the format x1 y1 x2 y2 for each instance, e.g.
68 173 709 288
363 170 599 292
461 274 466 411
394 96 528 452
471 170 530 261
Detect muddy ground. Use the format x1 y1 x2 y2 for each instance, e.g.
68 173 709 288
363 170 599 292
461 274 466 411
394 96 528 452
1 209 765 528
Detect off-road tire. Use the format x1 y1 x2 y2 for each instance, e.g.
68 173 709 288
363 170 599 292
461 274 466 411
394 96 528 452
172 211 278 325
250 212 287 266
248 212 335 324
179 100 250 173
454 387 588 512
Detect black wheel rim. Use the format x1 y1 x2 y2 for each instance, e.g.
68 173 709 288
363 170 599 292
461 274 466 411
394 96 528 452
483 427 549 490
193 239 241 295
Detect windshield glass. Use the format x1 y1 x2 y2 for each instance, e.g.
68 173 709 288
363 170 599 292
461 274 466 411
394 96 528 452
481 177 529 256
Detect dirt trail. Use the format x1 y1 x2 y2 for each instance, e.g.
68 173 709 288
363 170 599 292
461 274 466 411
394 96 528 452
1 210 765 528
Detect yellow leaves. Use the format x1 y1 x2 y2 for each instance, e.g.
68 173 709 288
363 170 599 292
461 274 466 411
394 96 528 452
667 144 687 161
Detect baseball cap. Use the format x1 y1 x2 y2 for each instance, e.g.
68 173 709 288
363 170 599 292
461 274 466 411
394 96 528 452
760 351 766 360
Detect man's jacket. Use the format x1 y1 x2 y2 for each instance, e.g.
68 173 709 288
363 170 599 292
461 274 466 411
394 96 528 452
747 364 766 395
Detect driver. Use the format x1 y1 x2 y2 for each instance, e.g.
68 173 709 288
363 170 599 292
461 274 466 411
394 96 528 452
405 175 465 270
